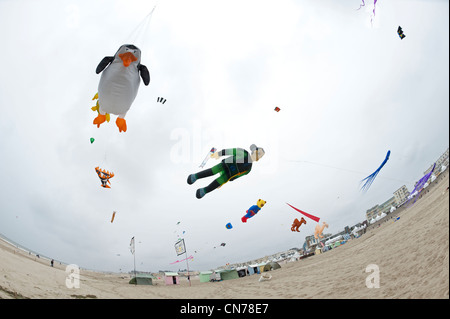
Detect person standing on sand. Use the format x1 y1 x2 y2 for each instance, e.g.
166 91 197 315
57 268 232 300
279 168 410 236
51 259 54 267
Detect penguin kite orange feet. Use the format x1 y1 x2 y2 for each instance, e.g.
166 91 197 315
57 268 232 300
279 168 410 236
93 114 107 128
116 117 127 133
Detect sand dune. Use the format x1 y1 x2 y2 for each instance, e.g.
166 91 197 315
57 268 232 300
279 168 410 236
1 174 448 299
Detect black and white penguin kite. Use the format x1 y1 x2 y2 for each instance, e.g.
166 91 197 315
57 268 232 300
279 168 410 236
92 44 150 132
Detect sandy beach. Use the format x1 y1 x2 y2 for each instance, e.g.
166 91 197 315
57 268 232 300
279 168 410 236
1 174 448 299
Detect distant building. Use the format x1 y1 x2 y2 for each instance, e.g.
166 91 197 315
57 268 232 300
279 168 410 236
426 147 449 175
366 196 396 221
379 196 397 214
394 185 410 206
304 233 331 251
366 204 379 221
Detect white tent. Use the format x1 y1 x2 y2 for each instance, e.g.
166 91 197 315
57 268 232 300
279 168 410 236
325 235 342 246
441 165 447 172
289 252 301 262
431 174 436 182
390 206 397 213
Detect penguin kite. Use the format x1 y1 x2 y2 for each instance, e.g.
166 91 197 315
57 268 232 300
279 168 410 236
92 44 150 132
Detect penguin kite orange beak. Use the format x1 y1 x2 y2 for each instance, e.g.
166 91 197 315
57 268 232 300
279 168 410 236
119 52 138 67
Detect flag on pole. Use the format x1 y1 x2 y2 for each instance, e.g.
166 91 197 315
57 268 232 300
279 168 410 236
130 237 135 254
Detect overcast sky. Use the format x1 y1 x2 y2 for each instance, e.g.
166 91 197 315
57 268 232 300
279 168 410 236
0 0 448 273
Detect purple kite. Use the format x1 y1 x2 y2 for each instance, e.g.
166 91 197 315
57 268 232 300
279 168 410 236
357 0 365 10
360 150 390 192
407 163 436 205
357 0 378 25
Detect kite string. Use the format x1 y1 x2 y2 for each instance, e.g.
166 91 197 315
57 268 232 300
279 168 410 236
123 5 156 48
284 159 412 184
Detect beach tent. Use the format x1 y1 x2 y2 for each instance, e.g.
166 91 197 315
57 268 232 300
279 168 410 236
262 261 281 272
215 269 239 281
129 273 155 285
269 261 281 270
199 271 213 283
258 263 266 273
236 266 247 278
247 264 260 275
164 272 179 285
262 263 272 272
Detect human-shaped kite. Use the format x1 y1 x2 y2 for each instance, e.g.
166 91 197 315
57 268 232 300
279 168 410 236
187 144 265 199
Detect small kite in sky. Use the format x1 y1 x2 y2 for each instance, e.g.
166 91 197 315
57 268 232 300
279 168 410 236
170 255 193 264
111 211 116 223
357 0 365 9
95 166 114 188
90 137 95 144
274 106 280 112
157 97 167 104
397 26 406 40
226 223 233 229
360 150 390 192
357 0 378 25
286 203 320 222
